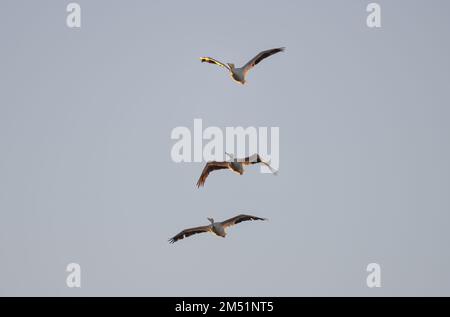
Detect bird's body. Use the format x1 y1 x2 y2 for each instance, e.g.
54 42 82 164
229 160 245 175
196 153 277 188
211 221 227 237
229 66 246 84
169 214 266 243
200 47 285 84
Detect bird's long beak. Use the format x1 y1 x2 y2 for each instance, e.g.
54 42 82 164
262 160 278 175
225 152 233 159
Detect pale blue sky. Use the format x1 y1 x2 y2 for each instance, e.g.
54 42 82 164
0 0 449 296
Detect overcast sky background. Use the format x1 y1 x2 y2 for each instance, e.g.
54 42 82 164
1 0 449 296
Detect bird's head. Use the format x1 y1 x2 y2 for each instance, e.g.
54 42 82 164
207 217 214 224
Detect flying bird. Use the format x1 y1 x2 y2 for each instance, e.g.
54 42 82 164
200 47 285 84
169 214 267 243
196 153 278 188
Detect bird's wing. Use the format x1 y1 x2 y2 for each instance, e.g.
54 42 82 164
169 225 211 243
241 153 261 165
241 154 278 174
243 47 285 74
200 57 231 71
220 214 267 229
196 161 230 188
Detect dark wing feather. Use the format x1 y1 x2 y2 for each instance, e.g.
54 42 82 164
196 161 230 188
168 225 211 244
221 214 267 228
241 154 262 165
243 47 285 74
200 57 231 71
